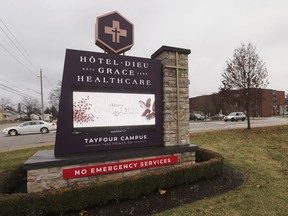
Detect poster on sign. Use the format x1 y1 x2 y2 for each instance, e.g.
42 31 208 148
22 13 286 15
54 49 163 155
72 91 156 133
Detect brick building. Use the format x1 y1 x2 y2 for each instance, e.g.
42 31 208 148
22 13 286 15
189 89 285 117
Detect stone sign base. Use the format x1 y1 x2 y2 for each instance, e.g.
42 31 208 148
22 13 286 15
24 45 194 194
24 145 197 193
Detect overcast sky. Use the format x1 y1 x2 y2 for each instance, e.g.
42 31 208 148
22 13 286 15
1 0 287 108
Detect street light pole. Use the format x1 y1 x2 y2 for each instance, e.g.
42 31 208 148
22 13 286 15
40 69 44 120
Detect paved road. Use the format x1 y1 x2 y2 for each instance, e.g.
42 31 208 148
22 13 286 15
1 117 288 152
189 117 288 133
0 123 56 152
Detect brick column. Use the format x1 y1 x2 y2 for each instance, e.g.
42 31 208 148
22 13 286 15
151 46 191 146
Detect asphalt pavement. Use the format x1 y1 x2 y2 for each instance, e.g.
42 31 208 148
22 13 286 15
1 117 288 153
189 117 288 133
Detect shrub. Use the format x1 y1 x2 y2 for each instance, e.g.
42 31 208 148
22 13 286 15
0 166 26 194
0 148 223 216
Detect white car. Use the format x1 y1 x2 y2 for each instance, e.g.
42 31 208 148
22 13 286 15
224 112 246 122
2 120 57 136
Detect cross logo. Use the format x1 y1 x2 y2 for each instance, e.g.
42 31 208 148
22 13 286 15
104 20 127 43
96 11 134 54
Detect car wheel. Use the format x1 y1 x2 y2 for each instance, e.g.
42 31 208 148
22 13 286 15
242 118 245 121
9 129 18 136
224 120 228 122
231 118 235 122
40 127 49 134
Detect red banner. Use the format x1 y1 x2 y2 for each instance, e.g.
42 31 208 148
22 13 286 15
63 155 178 179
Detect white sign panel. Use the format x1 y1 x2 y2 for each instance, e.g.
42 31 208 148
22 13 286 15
73 91 156 128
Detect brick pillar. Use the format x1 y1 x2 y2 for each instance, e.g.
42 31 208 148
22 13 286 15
151 46 191 146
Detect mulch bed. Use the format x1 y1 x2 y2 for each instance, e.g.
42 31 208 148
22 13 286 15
64 164 245 216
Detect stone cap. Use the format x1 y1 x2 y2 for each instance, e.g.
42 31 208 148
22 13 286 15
151 45 191 59
24 144 198 170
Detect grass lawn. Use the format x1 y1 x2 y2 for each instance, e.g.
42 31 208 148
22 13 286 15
156 125 288 216
0 125 287 215
0 146 53 172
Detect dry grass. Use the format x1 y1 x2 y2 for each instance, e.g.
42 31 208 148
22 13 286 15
1 126 287 215
0 146 53 172
157 125 288 216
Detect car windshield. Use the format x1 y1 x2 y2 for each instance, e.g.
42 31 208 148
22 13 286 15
228 113 236 116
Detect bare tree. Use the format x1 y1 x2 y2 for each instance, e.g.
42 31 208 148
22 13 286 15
49 81 61 110
0 97 11 110
21 97 40 117
220 43 269 129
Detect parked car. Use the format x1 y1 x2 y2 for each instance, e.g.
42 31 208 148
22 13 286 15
210 114 225 120
190 114 205 121
2 120 57 136
224 112 246 122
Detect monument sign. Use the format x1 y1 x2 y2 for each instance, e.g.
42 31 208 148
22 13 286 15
25 12 195 194
55 12 162 155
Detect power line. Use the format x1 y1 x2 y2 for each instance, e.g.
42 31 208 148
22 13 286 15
44 76 53 88
0 76 38 98
0 18 41 70
0 18 46 109
0 42 38 77
0 82 38 99
0 77 27 92
0 18 40 73
0 82 31 98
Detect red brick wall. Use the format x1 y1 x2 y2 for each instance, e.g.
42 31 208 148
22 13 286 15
189 89 285 117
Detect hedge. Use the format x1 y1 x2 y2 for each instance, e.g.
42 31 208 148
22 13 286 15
0 148 223 216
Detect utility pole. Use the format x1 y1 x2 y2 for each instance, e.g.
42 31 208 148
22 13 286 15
40 69 44 120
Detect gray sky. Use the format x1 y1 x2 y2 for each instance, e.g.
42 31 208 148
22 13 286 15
1 0 287 108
